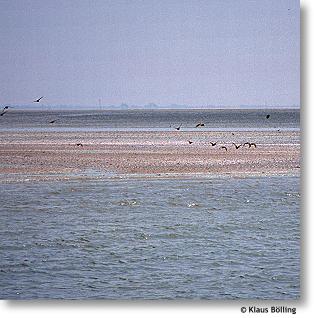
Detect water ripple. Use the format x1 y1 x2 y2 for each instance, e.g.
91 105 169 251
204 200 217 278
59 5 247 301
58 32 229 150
0 176 300 299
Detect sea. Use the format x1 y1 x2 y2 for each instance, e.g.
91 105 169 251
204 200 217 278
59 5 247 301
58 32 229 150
0 108 300 131
0 108 300 299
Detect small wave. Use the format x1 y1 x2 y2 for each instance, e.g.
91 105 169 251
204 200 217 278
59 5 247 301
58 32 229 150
135 232 151 240
187 202 200 208
117 199 139 206
207 207 221 213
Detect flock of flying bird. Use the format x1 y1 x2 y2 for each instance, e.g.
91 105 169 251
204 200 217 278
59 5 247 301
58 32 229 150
1 96 272 151
173 121 259 151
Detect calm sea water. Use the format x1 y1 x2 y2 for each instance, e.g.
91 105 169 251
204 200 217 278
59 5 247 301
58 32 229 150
0 176 300 299
0 108 300 131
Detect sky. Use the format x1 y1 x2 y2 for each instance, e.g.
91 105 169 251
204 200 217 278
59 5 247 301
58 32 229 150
0 0 299 107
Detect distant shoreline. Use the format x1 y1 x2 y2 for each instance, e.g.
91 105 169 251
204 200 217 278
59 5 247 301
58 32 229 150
4 107 300 112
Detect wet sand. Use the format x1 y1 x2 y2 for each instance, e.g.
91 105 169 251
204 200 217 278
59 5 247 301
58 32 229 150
0 130 300 182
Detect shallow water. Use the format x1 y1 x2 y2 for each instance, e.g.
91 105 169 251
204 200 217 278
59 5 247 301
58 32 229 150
0 176 300 299
0 109 300 131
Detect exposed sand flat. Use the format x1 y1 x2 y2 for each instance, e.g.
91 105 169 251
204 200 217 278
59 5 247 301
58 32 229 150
0 130 300 181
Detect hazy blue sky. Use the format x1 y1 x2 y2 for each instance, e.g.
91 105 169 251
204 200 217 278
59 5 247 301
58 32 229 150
0 0 299 106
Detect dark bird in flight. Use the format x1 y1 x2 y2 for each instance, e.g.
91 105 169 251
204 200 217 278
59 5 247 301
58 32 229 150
266 114 270 119
175 123 182 131
0 106 9 116
244 142 257 148
49 120 56 124
195 122 205 128
188 140 193 144
220 146 228 151
34 96 44 103
210 142 217 146
76 143 83 147
232 143 242 149
0 106 10 116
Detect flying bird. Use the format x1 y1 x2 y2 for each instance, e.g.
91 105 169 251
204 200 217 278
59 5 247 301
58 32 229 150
0 106 10 116
34 96 44 103
188 140 193 144
175 123 182 131
232 143 242 149
266 114 270 119
195 122 205 128
220 146 228 151
76 143 83 147
210 142 217 146
243 142 256 148
49 120 56 124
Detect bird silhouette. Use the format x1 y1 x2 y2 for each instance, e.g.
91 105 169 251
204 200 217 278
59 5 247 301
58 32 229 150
220 146 228 151
49 120 56 124
210 142 217 146
0 106 12 116
34 96 44 103
76 143 83 147
188 140 193 144
232 143 242 149
0 106 10 116
243 142 256 148
175 123 182 131
195 122 205 128
266 114 270 119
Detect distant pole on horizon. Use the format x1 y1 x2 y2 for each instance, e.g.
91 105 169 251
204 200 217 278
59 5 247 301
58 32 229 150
98 98 101 110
